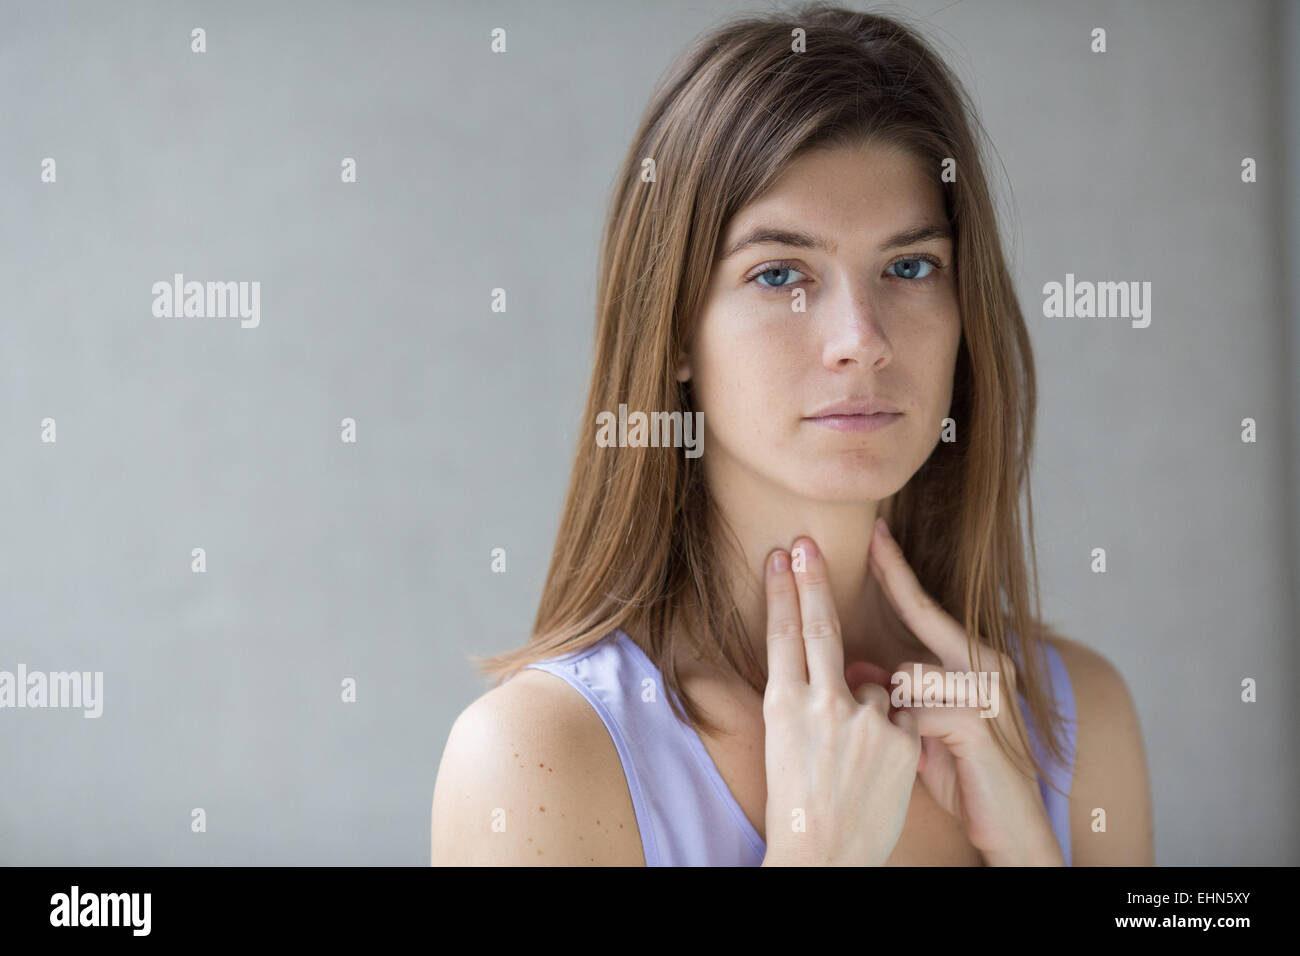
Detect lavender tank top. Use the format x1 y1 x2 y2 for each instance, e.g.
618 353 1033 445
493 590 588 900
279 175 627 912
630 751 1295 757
522 628 1076 866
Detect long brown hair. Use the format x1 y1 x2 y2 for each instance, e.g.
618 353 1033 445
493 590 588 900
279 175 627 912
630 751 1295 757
472 2 1072 791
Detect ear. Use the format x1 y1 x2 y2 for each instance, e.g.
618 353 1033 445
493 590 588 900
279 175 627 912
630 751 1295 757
675 353 692 383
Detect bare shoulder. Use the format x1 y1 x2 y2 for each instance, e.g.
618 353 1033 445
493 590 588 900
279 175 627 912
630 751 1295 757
429 667 645 866
1039 630 1155 865
1041 632 1123 699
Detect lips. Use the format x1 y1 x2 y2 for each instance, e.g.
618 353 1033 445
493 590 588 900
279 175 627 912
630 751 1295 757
804 411 902 433
805 397 901 418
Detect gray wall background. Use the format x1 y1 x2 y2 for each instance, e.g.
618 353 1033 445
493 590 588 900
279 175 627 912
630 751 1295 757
1 0 1295 865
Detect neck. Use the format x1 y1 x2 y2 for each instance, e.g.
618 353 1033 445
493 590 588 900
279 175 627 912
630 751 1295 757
691 472 934 682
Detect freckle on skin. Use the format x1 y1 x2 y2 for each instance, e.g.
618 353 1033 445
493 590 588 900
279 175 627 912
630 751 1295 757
539 806 546 812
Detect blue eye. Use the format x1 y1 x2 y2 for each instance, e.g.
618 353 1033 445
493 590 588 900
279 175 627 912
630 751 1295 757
751 265 806 289
747 254 943 292
888 257 937 280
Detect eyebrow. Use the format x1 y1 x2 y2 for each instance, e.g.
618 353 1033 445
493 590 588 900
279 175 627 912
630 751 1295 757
720 222 952 260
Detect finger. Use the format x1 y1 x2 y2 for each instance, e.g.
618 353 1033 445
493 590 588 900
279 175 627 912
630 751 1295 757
764 548 807 685
844 659 892 694
916 734 948 778
889 703 919 738
888 707 925 772
892 660 1006 715
899 705 998 757
789 536 846 689
852 681 891 712
869 518 969 668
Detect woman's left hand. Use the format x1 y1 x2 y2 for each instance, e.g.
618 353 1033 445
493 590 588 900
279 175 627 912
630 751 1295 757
867 517 1065 866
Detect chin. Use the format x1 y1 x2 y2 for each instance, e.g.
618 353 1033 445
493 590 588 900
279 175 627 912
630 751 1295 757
780 467 908 504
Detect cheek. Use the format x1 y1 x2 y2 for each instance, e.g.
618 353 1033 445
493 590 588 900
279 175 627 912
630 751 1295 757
935 314 962 403
897 303 960 390
692 316 798 434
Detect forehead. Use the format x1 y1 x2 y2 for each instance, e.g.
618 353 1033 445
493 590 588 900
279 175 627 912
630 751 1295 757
721 141 946 252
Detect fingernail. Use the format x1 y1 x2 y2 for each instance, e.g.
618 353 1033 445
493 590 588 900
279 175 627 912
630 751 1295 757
798 537 817 558
772 550 789 573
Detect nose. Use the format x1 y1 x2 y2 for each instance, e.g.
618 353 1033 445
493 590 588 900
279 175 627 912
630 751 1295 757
821 279 891 371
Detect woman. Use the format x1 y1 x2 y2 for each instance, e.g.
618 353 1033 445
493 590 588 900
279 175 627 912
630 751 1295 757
431 3 1153 866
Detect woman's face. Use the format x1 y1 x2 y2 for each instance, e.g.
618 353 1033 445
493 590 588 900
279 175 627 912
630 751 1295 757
680 140 962 503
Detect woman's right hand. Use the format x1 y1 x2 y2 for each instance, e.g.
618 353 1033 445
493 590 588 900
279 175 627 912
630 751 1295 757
760 536 922 866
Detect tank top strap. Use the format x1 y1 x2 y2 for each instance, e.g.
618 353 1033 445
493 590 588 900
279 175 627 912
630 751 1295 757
522 630 765 865
1006 631 1078 864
